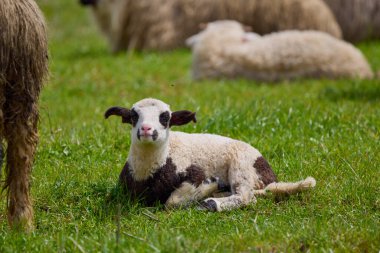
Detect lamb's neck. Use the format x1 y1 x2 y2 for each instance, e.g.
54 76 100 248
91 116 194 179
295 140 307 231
128 143 169 181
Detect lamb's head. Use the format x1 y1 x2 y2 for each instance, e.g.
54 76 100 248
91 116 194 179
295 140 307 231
105 98 197 145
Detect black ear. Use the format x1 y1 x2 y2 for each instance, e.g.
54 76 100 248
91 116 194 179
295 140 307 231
169 110 197 127
104 106 132 124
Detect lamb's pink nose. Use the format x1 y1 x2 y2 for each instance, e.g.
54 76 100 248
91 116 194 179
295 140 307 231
141 124 152 134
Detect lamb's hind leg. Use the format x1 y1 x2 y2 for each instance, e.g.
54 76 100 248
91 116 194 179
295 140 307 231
255 177 316 197
165 178 221 209
4 89 39 231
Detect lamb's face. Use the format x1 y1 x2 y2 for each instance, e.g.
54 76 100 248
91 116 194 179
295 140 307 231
130 99 171 145
105 98 197 146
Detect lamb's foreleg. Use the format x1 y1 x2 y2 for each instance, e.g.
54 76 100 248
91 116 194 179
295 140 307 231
165 179 220 209
201 183 256 212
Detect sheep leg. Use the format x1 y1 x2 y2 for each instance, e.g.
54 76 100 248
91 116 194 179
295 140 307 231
201 179 257 212
256 177 316 196
4 90 39 231
165 180 219 209
201 176 317 211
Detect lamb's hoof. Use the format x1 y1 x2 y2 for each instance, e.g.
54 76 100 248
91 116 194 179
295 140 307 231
198 199 217 212
205 177 229 191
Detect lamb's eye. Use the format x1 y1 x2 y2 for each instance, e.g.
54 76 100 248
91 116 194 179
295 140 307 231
131 109 139 125
159 111 170 127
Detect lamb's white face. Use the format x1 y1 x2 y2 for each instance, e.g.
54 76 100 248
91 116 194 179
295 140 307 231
105 98 197 146
130 99 171 145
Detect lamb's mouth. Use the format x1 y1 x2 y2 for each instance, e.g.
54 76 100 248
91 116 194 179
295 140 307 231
137 129 158 141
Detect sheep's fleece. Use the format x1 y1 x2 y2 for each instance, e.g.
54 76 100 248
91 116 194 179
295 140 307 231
0 0 48 231
80 0 341 52
105 98 316 211
323 0 380 42
187 20 373 82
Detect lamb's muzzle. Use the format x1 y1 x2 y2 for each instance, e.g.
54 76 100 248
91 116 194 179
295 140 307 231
105 98 316 211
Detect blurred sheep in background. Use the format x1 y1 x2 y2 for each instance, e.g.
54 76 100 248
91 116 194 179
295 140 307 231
187 21 373 82
323 0 380 42
80 0 342 53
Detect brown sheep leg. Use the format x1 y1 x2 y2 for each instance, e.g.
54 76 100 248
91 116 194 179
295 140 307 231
4 90 39 231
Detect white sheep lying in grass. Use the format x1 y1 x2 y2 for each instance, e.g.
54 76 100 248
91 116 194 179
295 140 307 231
187 20 373 82
105 98 316 211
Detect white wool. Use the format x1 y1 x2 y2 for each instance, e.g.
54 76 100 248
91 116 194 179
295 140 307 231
83 0 342 52
187 20 373 81
166 181 219 208
169 132 262 182
127 98 171 180
122 98 316 211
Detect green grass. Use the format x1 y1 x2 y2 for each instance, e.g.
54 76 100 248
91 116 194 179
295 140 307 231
1 0 380 252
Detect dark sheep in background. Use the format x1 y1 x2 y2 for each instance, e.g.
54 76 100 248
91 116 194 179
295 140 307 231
323 0 380 42
80 0 342 52
0 0 48 231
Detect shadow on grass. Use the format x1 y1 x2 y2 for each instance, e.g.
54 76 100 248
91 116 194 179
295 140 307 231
88 182 163 218
319 80 380 102
34 180 163 226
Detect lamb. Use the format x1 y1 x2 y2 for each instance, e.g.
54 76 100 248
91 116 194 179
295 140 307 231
323 0 380 42
105 98 316 211
187 20 373 82
79 0 342 53
0 0 48 230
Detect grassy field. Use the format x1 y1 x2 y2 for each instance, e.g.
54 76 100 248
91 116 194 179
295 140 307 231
1 0 379 252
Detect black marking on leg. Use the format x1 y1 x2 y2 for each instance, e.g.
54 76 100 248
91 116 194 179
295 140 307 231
205 177 230 191
200 199 218 211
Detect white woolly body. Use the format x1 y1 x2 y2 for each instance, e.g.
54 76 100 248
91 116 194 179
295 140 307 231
129 131 262 185
188 20 373 81
112 98 316 211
